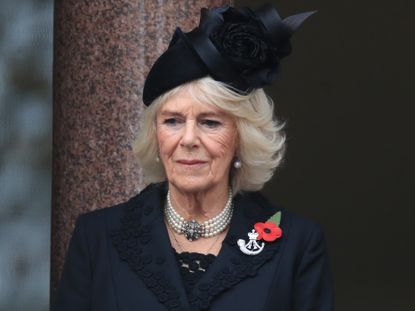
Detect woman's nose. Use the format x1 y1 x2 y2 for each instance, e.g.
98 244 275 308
180 121 199 148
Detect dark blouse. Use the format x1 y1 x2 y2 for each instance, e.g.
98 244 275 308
173 249 216 296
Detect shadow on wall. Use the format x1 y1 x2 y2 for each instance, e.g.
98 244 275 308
0 0 53 310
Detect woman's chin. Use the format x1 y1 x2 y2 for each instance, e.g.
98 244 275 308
168 176 215 194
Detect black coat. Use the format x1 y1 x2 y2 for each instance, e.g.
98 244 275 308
53 182 334 311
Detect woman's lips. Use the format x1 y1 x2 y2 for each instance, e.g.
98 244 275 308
176 160 207 165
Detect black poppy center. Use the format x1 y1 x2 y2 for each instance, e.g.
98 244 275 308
264 228 271 234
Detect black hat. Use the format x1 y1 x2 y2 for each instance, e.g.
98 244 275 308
142 4 315 106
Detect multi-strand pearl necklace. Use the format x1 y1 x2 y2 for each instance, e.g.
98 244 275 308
165 188 233 241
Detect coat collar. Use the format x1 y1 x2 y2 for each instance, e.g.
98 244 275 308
110 182 284 311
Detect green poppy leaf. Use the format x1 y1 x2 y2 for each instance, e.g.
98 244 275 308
267 211 281 226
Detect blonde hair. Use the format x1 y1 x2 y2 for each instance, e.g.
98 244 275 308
133 76 286 193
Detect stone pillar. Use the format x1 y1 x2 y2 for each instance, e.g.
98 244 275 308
51 0 230 297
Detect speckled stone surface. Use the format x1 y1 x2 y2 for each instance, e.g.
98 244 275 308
51 0 230 295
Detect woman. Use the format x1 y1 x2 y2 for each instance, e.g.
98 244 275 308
54 4 334 311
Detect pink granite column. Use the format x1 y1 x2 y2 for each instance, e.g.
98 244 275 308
51 0 230 296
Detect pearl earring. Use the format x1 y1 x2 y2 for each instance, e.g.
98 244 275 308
155 156 160 162
234 159 242 169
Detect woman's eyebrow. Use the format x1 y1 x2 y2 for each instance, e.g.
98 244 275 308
198 111 224 118
159 110 184 117
198 112 221 118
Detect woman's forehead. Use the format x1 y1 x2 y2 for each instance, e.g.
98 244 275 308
159 90 222 115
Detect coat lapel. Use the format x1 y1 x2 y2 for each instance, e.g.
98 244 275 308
110 182 190 311
187 192 284 311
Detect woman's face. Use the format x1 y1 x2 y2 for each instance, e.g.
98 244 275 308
156 89 237 194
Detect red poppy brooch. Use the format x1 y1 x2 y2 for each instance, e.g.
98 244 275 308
237 211 282 255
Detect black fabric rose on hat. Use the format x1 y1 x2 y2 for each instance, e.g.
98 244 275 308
211 20 273 70
208 7 279 88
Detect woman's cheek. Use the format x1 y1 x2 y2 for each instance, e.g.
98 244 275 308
211 132 236 157
158 131 178 157
157 127 172 145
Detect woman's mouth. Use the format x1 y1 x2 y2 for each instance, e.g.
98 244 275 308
176 159 207 166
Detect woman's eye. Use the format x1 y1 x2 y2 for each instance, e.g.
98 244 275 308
201 119 221 128
163 118 180 125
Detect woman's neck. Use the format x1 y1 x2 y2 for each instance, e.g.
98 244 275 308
167 182 230 222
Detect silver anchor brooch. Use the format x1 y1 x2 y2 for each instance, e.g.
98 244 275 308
237 229 265 255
